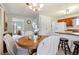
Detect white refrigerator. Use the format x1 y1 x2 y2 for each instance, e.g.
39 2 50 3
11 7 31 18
52 22 67 33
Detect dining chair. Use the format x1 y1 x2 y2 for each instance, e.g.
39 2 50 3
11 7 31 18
37 35 60 55
3 34 29 55
3 34 16 55
50 35 60 55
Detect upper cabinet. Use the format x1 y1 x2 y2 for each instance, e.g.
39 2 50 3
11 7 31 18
58 17 76 27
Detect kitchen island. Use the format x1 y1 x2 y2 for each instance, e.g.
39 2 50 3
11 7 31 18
55 31 79 52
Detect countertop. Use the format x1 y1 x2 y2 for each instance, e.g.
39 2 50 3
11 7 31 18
55 31 79 36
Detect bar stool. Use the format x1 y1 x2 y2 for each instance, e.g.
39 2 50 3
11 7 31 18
73 41 79 55
58 38 71 55
58 38 64 50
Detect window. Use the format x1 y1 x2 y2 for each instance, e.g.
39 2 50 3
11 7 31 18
12 18 24 34
76 18 79 25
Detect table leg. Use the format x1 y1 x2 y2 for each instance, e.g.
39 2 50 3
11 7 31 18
30 49 37 55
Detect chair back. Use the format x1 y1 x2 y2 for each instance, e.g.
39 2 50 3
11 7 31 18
37 35 60 55
37 36 51 55
3 34 17 55
49 35 60 54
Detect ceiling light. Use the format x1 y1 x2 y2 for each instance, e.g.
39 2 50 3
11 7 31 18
68 5 78 10
26 3 44 11
68 5 78 13
56 5 78 16
28 5 32 9
40 4 44 8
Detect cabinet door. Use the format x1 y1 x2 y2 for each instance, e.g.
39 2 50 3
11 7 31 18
39 15 51 35
58 17 76 27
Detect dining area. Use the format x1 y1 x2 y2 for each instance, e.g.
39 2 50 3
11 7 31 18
3 31 61 55
3 30 79 55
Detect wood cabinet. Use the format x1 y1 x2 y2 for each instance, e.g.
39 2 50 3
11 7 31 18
58 17 76 27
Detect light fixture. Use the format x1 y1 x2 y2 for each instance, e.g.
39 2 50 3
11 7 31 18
57 9 70 16
26 3 44 11
64 6 78 15
65 9 69 15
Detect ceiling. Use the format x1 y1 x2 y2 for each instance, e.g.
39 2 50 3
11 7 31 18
3 3 79 17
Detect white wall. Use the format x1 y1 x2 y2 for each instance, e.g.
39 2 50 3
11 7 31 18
7 14 39 34
7 14 53 35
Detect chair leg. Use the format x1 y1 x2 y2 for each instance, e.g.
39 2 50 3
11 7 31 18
30 49 37 55
58 42 61 50
64 42 67 55
73 45 78 55
76 46 78 55
61 41 63 49
78 47 79 54
67 43 71 54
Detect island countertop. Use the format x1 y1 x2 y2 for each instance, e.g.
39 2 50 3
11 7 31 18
55 31 79 36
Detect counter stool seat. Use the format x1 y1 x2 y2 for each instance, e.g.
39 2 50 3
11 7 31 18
58 38 71 55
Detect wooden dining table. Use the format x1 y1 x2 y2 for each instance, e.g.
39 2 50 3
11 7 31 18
16 35 48 55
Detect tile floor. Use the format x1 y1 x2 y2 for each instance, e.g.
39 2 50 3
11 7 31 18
4 49 70 55
56 48 71 55
4 47 79 55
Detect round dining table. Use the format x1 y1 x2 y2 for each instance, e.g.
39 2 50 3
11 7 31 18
16 35 48 55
